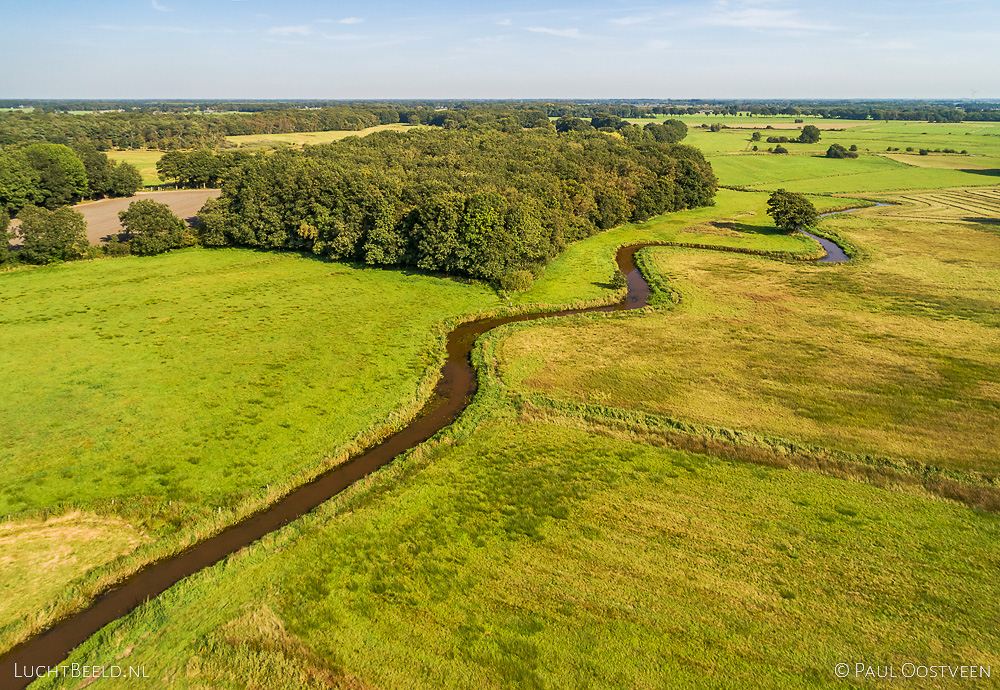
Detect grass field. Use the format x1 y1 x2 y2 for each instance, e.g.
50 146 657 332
499 210 1000 476
104 150 166 187
34 414 1000 689
0 248 502 650
6 118 1000 688
224 123 419 149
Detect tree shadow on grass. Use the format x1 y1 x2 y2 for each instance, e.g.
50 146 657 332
958 168 1000 177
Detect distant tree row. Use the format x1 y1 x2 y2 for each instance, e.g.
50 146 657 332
0 142 140 215
196 127 717 288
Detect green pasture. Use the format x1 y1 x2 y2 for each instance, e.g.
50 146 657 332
6 114 1000 688
105 149 166 186
500 210 1000 476
0 248 501 645
39 416 1000 689
674 118 1000 193
510 188 857 308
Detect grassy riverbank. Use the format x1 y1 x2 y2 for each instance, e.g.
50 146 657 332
0 248 501 650
34 412 1000 689
500 210 1000 477
0 188 835 654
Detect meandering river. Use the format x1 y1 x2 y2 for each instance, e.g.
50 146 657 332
0 217 853 687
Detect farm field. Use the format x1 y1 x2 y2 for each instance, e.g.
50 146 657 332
105 149 166 187
224 123 419 149
6 118 1000 688
499 209 1000 476
72 189 220 244
36 415 1000 689
0 248 503 651
628 116 1000 193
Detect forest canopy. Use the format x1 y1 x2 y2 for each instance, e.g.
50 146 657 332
197 127 717 286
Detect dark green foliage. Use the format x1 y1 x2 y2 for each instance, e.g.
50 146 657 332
0 208 10 264
589 113 626 130
119 200 186 255
157 149 250 189
554 116 589 133
0 151 43 214
14 205 89 263
20 142 88 209
773 145 789 154
107 161 142 197
103 238 132 257
797 125 822 144
200 128 717 285
751 131 762 142
849 144 858 152
766 189 819 233
643 119 688 143
826 144 858 159
766 136 789 143
709 123 722 132
499 270 534 293
70 142 143 198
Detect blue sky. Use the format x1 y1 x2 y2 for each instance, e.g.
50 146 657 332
1 0 997 99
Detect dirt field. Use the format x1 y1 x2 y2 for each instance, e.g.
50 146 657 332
73 189 221 244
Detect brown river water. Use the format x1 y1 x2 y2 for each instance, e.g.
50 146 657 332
0 226 851 687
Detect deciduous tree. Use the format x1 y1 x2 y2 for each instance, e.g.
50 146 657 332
118 199 186 255
766 189 818 233
15 205 89 263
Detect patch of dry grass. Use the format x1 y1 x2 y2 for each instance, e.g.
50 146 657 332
0 511 146 632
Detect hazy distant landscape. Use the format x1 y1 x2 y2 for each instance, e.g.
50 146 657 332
2 0 999 687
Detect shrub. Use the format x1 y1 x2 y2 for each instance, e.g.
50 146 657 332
773 145 789 154
826 144 857 159
499 270 534 293
104 238 132 257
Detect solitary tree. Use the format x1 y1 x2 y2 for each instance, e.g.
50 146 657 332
118 200 186 255
15 205 90 263
766 189 818 233
797 124 822 144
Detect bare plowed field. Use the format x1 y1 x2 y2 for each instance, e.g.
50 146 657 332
73 189 221 244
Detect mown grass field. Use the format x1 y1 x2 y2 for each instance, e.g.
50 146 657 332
500 210 1000 476
34 415 1000 689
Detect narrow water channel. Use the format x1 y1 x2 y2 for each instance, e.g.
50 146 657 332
0 222 851 687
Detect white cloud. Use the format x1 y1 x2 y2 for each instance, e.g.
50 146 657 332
339 17 363 25
647 39 671 50
611 15 653 26
151 0 170 11
706 1 841 32
268 25 313 36
496 18 512 26
525 26 590 39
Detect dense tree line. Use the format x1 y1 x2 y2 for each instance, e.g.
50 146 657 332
197 127 717 288
0 142 141 214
